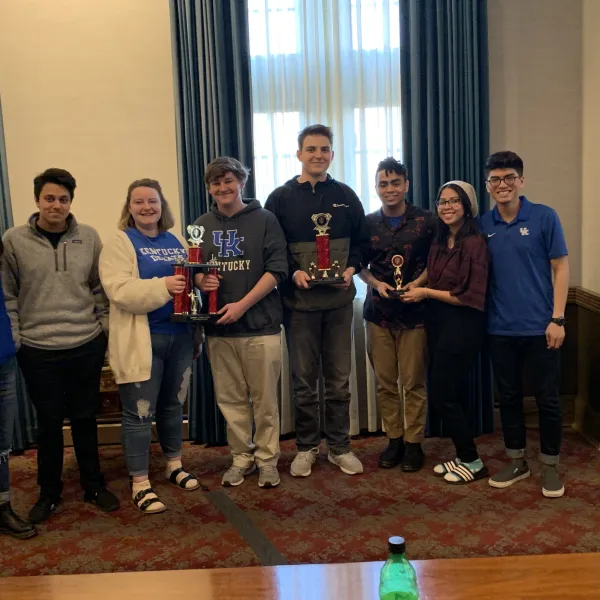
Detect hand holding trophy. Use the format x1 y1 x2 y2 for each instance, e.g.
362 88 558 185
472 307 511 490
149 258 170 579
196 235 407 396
171 224 220 322
307 213 345 287
387 254 405 299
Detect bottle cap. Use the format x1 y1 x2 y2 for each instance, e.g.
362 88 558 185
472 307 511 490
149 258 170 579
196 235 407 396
388 536 406 553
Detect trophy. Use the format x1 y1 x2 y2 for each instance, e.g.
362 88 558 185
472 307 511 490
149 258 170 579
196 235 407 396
388 254 406 299
307 213 345 287
171 224 219 322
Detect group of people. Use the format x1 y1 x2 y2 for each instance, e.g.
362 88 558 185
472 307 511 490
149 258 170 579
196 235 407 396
0 124 568 541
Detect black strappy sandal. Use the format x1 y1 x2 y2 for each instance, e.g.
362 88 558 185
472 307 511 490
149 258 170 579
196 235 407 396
132 487 167 514
169 467 200 491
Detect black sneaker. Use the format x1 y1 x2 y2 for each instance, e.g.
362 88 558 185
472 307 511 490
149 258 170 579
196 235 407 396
541 463 565 498
378 437 405 468
401 442 424 472
84 488 120 512
0 502 37 539
28 496 61 524
488 459 531 489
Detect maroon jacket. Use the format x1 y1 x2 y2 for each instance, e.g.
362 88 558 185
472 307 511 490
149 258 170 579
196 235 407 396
427 233 489 312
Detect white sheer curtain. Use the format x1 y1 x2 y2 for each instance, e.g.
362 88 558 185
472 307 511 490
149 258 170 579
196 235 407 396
248 0 402 214
248 0 402 435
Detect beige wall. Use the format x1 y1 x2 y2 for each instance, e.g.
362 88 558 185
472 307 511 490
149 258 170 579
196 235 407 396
582 0 600 293
0 0 181 241
488 0 583 286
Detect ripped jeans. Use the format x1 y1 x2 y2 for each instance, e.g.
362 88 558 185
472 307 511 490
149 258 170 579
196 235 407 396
0 358 17 504
119 332 193 477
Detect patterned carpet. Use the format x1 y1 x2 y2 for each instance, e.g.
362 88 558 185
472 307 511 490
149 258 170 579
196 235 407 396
1 428 599 577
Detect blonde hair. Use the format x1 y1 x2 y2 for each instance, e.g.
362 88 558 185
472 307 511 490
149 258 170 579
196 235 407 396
118 179 175 232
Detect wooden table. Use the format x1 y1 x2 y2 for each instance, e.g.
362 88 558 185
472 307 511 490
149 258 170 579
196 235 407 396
2 552 599 599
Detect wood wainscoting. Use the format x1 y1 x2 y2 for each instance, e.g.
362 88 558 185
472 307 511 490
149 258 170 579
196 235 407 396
572 287 600 447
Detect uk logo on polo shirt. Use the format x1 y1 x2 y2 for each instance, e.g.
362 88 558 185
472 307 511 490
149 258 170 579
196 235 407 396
520 227 529 236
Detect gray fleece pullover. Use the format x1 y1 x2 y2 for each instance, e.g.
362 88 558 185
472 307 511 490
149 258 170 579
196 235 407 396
1 213 108 350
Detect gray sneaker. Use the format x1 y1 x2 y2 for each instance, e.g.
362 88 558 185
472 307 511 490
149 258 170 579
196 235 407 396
541 464 565 498
488 459 531 489
258 465 280 488
290 448 319 477
221 463 256 487
328 451 364 475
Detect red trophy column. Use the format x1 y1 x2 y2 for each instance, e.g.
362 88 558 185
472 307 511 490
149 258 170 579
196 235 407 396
207 259 218 315
315 233 331 272
173 264 191 314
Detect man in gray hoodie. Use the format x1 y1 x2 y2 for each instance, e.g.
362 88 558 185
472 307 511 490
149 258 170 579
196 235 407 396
194 157 288 489
1 168 119 523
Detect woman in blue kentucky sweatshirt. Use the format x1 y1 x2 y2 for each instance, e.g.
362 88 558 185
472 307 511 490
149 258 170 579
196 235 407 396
0 239 37 538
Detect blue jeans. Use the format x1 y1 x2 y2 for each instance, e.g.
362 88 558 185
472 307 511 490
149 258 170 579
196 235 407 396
119 332 193 477
0 358 17 503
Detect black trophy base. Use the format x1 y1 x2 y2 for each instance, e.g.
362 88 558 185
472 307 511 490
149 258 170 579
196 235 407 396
308 276 346 287
388 289 406 299
171 313 217 323
179 262 213 271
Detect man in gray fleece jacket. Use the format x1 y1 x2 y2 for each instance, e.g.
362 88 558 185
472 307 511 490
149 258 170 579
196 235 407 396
1 168 119 524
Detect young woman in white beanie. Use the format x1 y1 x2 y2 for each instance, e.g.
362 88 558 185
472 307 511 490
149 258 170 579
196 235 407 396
401 181 490 485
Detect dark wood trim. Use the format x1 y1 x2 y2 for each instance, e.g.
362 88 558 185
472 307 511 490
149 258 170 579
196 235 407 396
571 286 600 314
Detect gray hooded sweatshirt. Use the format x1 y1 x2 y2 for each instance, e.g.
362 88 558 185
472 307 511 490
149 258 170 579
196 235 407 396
1 213 108 350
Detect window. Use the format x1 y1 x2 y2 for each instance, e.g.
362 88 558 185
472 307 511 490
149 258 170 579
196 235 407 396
249 0 402 213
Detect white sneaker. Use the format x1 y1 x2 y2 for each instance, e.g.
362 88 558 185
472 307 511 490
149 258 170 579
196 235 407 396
290 448 319 477
328 451 363 475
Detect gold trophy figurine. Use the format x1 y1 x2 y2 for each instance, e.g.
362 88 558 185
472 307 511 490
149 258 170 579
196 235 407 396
188 290 200 315
388 254 405 299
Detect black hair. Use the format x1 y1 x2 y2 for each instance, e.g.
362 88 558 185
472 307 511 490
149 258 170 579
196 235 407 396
435 183 480 245
298 124 333 150
33 168 76 201
484 151 524 176
375 157 408 181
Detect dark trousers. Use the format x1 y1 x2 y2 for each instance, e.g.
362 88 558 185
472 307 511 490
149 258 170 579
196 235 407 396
283 303 353 454
0 358 17 502
489 335 562 459
426 301 486 463
17 333 107 499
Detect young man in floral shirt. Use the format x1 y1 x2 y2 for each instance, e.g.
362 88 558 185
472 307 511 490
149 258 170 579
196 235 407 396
359 158 436 472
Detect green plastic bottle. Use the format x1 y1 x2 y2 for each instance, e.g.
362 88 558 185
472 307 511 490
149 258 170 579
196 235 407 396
379 536 419 600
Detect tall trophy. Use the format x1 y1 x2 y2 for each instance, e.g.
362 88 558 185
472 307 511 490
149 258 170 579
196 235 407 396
388 254 405 299
171 224 219 322
308 213 345 287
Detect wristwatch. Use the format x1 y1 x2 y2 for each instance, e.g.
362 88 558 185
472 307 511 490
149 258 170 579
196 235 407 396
551 316 566 327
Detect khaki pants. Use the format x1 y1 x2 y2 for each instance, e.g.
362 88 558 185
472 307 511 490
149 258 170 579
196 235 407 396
207 334 281 467
366 322 428 443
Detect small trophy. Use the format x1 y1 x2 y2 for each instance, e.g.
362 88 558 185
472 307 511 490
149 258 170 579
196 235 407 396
171 224 219 322
307 213 345 287
388 254 406 299
187 224 205 263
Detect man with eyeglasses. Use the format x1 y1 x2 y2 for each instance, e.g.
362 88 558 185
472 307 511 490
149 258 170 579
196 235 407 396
358 158 436 472
479 151 569 498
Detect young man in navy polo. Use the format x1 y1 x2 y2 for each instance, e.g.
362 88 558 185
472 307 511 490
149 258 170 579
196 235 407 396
479 151 569 498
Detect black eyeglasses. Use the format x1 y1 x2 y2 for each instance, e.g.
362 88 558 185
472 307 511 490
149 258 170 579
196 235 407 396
487 174 520 187
435 198 461 208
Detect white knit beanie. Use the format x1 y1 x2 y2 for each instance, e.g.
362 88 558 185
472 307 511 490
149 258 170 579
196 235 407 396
440 180 479 217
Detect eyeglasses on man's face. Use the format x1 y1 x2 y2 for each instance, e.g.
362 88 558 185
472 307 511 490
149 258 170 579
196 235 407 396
436 198 461 208
486 174 521 187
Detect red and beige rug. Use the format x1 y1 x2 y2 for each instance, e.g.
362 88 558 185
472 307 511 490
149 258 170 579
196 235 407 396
1 428 599 576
